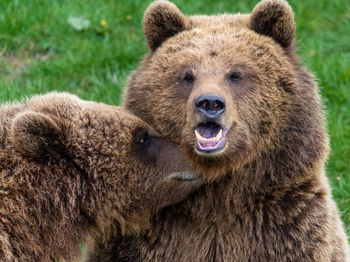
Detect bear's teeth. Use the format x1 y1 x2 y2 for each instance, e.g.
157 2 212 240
213 128 223 141
195 129 205 141
195 129 223 142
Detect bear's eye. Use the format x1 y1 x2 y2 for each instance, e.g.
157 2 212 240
183 71 195 84
137 132 152 147
228 71 243 82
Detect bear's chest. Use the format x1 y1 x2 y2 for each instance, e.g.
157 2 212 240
116 217 264 262
114 180 264 261
112 186 332 262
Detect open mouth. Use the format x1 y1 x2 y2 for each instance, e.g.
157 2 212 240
194 122 228 153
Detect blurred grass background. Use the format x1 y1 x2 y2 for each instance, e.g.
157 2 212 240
0 0 349 238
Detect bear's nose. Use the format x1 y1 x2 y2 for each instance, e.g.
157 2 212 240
194 94 225 120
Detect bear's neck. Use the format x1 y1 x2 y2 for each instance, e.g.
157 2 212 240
173 142 327 224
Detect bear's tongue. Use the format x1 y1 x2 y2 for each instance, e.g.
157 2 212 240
194 123 226 152
196 122 221 138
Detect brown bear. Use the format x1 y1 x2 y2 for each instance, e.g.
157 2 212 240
88 0 350 261
0 92 203 262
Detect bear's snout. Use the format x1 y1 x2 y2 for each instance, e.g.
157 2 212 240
194 93 225 120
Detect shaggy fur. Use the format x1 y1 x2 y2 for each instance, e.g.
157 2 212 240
89 0 350 261
0 92 202 262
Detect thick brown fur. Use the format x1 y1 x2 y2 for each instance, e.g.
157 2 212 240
89 0 350 261
0 92 203 262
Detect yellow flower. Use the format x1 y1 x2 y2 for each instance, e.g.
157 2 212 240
100 19 108 26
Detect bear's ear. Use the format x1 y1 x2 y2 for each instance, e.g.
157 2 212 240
250 0 295 48
143 0 189 51
10 111 64 159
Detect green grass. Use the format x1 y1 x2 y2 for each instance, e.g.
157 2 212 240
0 0 349 238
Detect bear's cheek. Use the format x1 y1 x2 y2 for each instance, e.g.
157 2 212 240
140 75 190 141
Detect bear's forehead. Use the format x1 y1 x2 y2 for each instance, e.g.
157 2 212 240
81 106 146 129
152 28 286 76
23 95 147 135
156 25 284 62
189 13 250 30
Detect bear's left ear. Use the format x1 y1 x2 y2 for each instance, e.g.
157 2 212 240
10 111 64 159
250 0 295 48
143 0 190 51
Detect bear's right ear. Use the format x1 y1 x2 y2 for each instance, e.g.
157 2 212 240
143 0 189 51
250 0 295 48
10 111 64 159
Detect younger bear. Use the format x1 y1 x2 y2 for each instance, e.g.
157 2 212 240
90 0 350 261
0 92 202 262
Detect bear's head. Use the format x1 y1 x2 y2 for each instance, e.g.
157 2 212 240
9 93 202 234
124 0 327 182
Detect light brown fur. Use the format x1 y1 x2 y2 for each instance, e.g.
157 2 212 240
0 92 202 261
89 0 350 261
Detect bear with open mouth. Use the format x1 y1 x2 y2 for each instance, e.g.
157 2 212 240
88 0 350 261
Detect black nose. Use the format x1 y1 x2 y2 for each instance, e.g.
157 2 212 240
194 94 225 119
